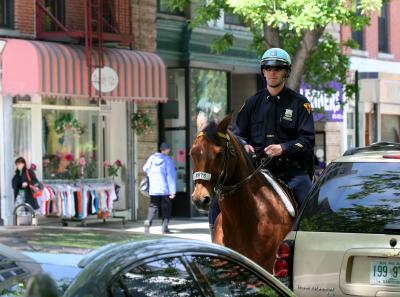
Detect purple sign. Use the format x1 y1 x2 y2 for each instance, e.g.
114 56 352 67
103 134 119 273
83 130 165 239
300 81 344 122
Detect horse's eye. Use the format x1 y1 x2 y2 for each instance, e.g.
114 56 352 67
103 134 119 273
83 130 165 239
215 152 223 160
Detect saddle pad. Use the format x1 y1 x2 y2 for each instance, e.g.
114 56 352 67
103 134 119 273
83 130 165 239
261 171 296 218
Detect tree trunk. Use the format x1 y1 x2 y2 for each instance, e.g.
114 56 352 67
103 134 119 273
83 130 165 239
263 25 281 49
287 27 325 91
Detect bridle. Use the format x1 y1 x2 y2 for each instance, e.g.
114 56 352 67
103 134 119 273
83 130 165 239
193 131 273 201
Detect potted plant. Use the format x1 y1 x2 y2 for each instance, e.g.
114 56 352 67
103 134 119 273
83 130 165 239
103 160 123 179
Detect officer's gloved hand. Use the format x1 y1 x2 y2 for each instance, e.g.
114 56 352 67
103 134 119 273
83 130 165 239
244 144 255 154
264 144 283 157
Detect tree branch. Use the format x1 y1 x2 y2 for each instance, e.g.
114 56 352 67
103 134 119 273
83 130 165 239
263 25 281 49
288 27 325 91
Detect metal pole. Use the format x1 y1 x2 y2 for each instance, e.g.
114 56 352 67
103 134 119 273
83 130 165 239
355 70 359 147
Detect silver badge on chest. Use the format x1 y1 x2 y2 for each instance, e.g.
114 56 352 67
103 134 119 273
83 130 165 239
282 109 293 121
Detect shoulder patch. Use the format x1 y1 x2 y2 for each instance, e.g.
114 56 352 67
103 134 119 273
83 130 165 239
303 103 312 114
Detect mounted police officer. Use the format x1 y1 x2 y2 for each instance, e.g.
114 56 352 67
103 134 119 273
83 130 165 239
208 48 315 233
234 47 315 205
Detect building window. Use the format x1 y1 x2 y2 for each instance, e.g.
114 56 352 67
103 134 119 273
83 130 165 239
378 2 389 53
102 0 117 33
43 0 65 32
158 0 183 16
351 3 365 51
224 12 243 26
0 0 13 28
351 29 364 50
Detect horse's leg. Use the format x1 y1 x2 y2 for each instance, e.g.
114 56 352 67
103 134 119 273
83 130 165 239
212 213 224 244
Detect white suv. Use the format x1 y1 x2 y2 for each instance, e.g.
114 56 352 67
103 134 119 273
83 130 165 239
274 142 400 297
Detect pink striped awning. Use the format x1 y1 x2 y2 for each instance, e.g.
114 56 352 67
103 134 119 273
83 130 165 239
1 39 167 102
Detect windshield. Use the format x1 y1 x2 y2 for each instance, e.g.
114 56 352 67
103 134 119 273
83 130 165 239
298 162 400 234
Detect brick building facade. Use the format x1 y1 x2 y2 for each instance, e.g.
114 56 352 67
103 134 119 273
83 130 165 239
0 0 164 224
341 0 400 147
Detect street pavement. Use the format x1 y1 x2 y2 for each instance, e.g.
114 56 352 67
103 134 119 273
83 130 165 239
0 216 211 254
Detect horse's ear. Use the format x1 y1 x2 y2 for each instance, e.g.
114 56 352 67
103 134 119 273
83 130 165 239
217 112 233 133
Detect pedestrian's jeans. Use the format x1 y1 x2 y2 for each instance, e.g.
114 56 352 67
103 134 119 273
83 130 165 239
147 195 172 230
208 172 312 226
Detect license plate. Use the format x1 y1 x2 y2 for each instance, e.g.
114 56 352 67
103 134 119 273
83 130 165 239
370 260 400 285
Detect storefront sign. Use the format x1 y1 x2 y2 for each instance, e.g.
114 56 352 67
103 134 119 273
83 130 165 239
91 66 119 93
300 82 344 122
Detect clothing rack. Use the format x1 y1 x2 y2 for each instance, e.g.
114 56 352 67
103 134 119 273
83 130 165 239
39 179 125 226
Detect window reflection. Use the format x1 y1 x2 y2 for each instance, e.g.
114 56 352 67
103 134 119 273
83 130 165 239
191 255 280 296
112 257 202 296
300 162 400 233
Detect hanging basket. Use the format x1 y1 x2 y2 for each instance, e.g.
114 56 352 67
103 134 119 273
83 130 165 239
131 111 153 136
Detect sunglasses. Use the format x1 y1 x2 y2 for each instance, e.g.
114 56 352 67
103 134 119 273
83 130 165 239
264 66 286 71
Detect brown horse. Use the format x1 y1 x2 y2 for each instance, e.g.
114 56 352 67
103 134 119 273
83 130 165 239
190 114 295 272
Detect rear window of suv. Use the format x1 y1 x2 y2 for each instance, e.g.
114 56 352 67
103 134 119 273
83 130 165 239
298 162 400 234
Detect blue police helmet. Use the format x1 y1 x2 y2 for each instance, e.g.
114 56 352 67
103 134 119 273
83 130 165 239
260 48 291 68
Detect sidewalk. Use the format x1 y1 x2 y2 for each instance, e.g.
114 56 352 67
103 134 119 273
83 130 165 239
38 215 211 242
123 217 211 242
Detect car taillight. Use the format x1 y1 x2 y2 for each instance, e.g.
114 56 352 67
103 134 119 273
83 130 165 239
273 259 288 277
273 241 294 288
277 242 291 259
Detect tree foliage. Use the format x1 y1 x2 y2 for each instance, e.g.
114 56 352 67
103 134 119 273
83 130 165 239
166 0 384 99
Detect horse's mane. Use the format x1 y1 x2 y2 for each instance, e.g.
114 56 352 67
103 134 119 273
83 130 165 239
202 121 256 171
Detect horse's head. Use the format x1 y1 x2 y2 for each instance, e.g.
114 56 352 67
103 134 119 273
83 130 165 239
190 114 237 212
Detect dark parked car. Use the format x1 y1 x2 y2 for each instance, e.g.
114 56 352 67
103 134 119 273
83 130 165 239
1 239 295 296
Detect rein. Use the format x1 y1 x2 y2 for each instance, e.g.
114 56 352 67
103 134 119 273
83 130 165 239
193 131 273 201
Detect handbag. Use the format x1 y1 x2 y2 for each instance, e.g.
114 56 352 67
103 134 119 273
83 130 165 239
26 169 43 199
139 175 150 197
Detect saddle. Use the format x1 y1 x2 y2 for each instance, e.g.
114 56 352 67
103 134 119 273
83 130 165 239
260 169 299 217
273 175 299 212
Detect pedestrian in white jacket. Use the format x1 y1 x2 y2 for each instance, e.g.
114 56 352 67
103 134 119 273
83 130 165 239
143 142 176 234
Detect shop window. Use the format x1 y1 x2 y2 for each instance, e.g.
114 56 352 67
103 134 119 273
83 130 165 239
0 0 13 28
191 68 228 133
43 0 65 32
378 2 389 53
13 109 32 163
42 110 100 180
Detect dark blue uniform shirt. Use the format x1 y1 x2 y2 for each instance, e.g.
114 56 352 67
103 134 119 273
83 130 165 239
233 87 315 172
